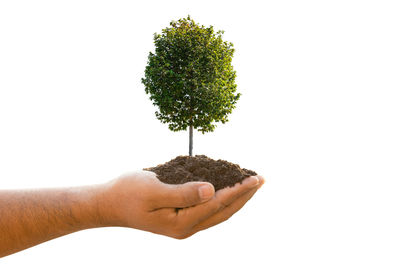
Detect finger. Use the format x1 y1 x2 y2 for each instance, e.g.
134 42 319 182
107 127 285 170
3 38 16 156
191 176 264 233
150 181 215 209
191 186 259 233
256 175 265 189
178 175 260 227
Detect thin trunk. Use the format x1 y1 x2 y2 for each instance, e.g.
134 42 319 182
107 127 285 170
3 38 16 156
189 125 193 156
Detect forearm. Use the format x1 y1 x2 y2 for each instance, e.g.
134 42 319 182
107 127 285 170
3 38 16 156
0 185 108 257
0 172 263 257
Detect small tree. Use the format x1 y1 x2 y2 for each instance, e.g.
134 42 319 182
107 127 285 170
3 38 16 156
142 16 240 156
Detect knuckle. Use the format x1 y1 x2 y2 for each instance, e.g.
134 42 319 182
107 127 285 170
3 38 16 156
171 222 191 239
181 193 192 205
221 213 233 223
173 233 189 240
220 200 229 209
180 186 198 205
211 201 226 213
173 231 193 240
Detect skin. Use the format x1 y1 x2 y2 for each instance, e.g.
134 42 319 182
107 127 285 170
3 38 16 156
0 171 264 258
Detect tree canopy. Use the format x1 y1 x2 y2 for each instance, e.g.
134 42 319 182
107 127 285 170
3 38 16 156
141 15 240 134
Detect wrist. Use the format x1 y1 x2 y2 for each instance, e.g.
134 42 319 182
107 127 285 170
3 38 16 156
91 182 122 228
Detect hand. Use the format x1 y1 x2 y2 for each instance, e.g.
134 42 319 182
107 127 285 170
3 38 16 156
99 170 264 239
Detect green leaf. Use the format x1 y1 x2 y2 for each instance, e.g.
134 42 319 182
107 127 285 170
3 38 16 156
141 16 240 133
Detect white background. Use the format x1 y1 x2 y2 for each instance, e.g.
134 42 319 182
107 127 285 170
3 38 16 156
1 0 399 266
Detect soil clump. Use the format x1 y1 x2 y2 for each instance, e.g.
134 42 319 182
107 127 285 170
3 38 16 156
144 155 257 191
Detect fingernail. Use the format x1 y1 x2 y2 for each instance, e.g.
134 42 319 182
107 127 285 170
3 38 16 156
198 184 214 200
244 176 259 187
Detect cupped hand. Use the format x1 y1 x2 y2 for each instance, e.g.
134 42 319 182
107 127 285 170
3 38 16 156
99 171 264 239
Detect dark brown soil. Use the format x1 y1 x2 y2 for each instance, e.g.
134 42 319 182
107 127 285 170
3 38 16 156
143 155 257 191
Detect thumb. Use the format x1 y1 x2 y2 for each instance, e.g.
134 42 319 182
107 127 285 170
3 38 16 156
155 182 215 208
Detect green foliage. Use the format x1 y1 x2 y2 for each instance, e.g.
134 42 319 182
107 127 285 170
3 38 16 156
141 15 240 133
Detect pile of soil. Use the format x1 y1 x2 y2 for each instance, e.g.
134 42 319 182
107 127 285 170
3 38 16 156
144 155 257 191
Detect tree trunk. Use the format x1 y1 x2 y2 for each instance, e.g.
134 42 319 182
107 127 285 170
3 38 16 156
189 125 193 156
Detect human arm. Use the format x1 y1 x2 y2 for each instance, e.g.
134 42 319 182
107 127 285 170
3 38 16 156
0 171 264 257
